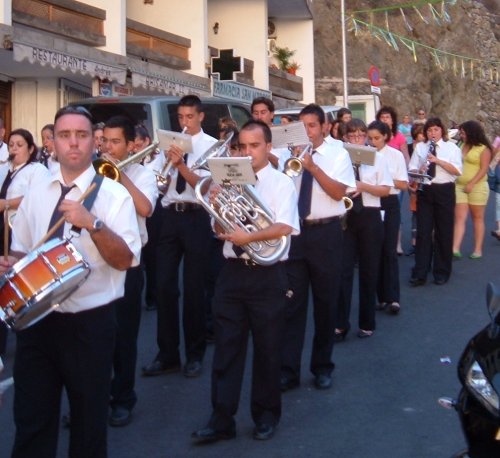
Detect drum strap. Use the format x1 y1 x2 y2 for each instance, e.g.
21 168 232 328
69 174 104 236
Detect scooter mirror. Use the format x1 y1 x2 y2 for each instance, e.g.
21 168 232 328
486 283 500 337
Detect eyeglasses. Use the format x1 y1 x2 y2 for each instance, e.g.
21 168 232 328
347 133 366 140
54 105 93 123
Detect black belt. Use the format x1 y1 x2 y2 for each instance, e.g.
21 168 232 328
301 215 340 227
165 202 202 212
226 258 283 268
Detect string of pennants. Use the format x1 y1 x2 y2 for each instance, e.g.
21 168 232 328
348 0 499 82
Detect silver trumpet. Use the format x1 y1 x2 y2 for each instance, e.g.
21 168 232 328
283 143 313 177
155 127 188 192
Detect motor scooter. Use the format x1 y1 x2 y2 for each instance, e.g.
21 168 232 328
439 282 500 457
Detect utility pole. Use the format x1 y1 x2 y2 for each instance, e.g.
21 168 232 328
340 0 349 108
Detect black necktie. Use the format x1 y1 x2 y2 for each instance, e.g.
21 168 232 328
0 170 13 199
351 164 363 213
298 151 316 219
47 183 76 239
175 154 188 194
427 141 437 178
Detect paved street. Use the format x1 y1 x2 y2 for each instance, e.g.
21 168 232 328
1 196 498 458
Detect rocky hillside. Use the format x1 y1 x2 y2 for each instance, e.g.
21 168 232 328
313 0 499 138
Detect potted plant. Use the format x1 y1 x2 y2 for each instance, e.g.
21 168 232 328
273 46 295 72
287 61 300 75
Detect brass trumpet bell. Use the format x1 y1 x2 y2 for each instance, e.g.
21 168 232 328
283 157 303 178
93 158 121 181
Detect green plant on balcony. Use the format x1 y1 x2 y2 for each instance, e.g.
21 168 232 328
287 61 301 75
273 46 295 72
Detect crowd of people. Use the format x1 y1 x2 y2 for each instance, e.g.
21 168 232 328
0 96 498 456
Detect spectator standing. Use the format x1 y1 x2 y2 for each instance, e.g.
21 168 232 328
398 115 414 156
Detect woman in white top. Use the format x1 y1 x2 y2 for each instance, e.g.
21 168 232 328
367 121 408 315
0 128 50 247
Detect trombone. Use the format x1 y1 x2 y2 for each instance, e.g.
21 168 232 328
283 143 313 177
93 141 159 181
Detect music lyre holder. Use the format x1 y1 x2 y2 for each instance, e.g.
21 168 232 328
408 170 432 190
343 142 376 167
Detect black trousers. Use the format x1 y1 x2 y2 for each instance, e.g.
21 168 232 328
377 195 401 303
209 260 287 430
155 207 211 365
142 199 163 308
337 207 383 331
12 305 115 458
281 218 343 381
110 265 144 410
413 183 455 282
204 237 226 337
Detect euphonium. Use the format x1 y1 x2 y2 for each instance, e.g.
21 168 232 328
93 141 159 181
283 143 313 177
194 175 290 266
190 131 233 172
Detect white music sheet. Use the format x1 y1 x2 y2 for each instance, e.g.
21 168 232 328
271 122 309 148
156 129 193 154
207 157 256 186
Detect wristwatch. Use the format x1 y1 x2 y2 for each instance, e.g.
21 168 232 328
89 217 104 234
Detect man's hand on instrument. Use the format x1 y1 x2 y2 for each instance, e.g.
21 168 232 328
301 150 315 172
0 255 18 273
167 145 185 167
208 183 222 205
58 200 94 231
219 225 249 246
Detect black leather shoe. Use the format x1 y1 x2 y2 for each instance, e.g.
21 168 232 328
409 278 426 287
280 375 300 392
314 374 332 390
142 360 181 376
109 406 132 427
253 423 276 441
191 426 236 444
183 360 202 378
434 278 448 285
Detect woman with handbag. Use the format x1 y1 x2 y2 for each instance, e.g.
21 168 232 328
452 121 492 259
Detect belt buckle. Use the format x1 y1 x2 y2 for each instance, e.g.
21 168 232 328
174 202 185 212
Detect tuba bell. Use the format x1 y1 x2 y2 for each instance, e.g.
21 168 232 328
93 141 159 181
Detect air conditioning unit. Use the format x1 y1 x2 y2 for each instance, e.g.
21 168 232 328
267 38 277 57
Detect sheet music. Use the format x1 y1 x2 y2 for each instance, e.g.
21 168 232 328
207 157 256 186
271 122 309 148
343 142 376 166
156 129 193 154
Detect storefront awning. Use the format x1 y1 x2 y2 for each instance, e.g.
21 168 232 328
13 42 127 85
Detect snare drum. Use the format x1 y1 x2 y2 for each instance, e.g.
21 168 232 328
0 237 90 330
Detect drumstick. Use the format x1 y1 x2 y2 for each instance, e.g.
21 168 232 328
3 207 9 260
33 182 97 250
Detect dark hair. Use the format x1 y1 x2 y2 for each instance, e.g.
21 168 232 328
345 118 367 134
336 108 352 122
251 97 275 113
376 106 399 135
411 123 424 141
178 94 203 113
367 120 392 141
105 115 136 143
459 120 492 150
41 124 54 134
8 128 38 163
280 115 294 123
240 119 272 143
300 103 325 125
54 105 93 125
330 120 341 139
135 124 151 142
423 117 448 142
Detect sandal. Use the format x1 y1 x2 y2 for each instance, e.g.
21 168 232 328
453 251 462 259
469 253 482 259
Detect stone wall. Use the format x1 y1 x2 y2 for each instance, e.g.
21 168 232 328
313 0 499 139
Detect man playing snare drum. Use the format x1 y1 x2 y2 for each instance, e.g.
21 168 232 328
0 105 141 458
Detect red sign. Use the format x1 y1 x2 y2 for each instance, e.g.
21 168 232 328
368 66 381 87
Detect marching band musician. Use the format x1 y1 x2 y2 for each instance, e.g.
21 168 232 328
39 124 60 174
142 95 217 379
280 104 355 393
408 117 462 287
102 116 158 427
0 105 141 458
192 119 299 444
335 119 393 340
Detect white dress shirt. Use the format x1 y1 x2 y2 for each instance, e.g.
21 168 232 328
12 165 141 313
324 135 344 147
293 141 356 219
222 163 300 261
378 145 408 195
160 129 217 206
0 142 8 164
0 161 51 200
122 162 159 246
409 139 462 184
356 152 394 207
